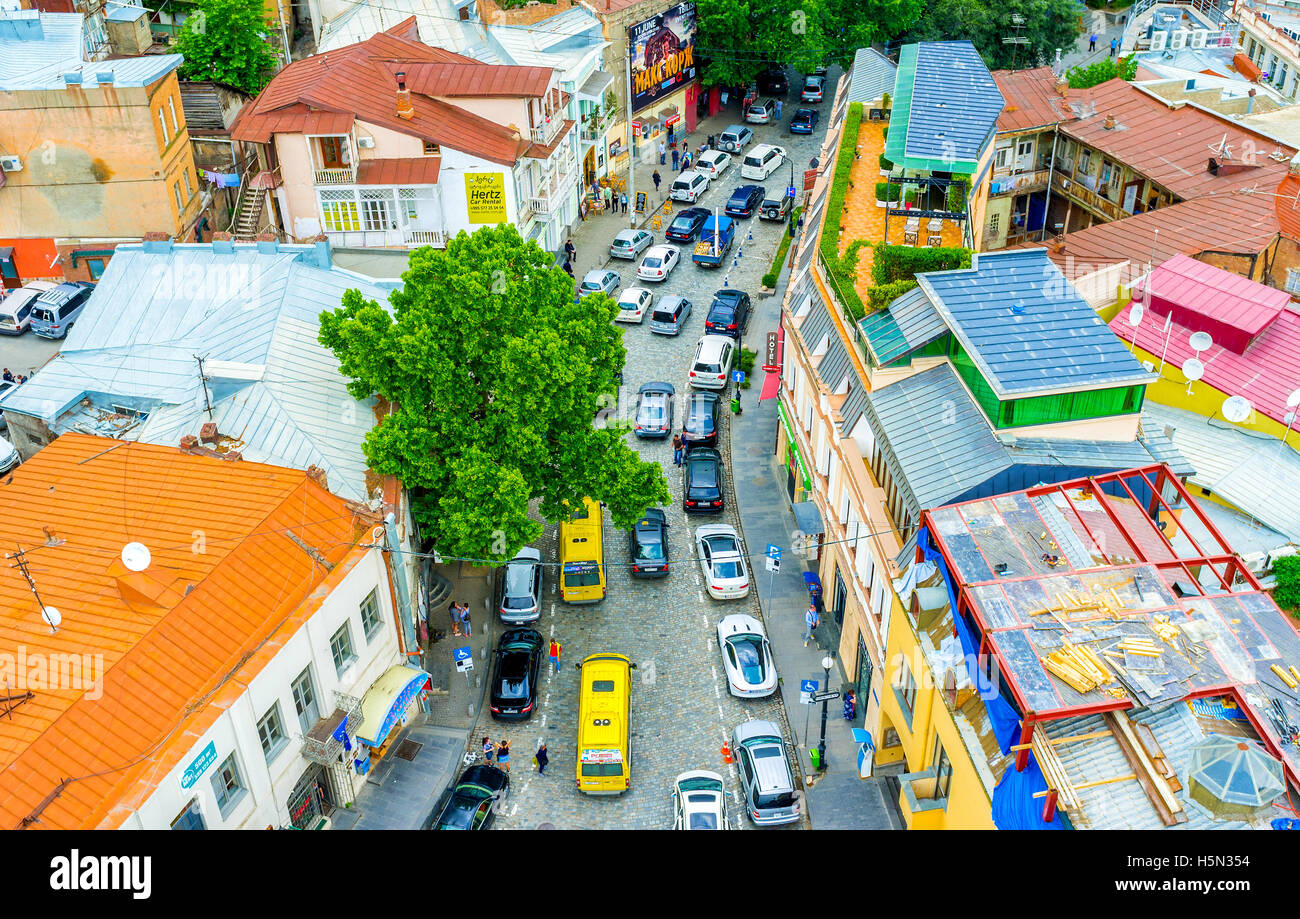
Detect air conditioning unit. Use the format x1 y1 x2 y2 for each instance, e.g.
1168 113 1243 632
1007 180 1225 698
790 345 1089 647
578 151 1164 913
1150 30 1168 52
1060 177 1072 191
0 154 22 172
1191 29 1209 49
1171 28 1189 50
356 136 375 149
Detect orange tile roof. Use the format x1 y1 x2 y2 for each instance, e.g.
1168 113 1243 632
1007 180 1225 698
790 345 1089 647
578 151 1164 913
386 61 553 98
356 156 441 185
0 434 373 829
991 67 1078 133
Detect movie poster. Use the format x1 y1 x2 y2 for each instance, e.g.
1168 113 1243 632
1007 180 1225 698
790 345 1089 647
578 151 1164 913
628 2 697 114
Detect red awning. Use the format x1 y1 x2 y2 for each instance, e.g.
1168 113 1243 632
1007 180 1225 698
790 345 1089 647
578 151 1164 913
759 370 781 401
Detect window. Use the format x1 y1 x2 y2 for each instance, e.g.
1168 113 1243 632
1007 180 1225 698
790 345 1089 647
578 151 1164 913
1077 148 1092 175
932 735 953 800
257 704 288 762
423 141 441 155
895 655 916 725
168 96 179 134
174 181 183 212
330 622 356 677
183 169 192 199
170 799 206 830
87 258 106 280
1287 269 1300 295
360 588 383 640
291 667 318 732
360 189 395 231
320 189 361 231
994 147 1009 169
1017 139 1034 159
158 107 169 146
210 753 246 817
988 212 1000 236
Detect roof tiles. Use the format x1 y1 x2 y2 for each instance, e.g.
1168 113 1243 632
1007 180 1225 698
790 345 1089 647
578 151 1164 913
356 156 441 185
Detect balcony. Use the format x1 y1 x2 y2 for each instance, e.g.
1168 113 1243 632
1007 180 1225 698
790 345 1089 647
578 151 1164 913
525 166 578 219
989 168 1051 196
315 167 356 186
1052 171 1126 222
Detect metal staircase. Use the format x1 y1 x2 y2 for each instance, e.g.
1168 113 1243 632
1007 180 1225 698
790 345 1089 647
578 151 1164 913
229 184 265 241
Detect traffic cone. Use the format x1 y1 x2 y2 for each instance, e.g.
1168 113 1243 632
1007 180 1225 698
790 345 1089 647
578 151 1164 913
721 741 733 764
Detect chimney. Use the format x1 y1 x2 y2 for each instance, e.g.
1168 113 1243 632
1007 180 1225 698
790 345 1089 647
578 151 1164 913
1054 77 1068 96
1051 233 1066 253
200 422 219 444
179 434 200 452
311 233 332 270
395 71 415 121
1103 113 1117 130
306 464 329 491
142 231 174 254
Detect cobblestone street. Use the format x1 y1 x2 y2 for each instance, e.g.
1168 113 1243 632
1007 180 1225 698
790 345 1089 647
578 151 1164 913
473 92 830 829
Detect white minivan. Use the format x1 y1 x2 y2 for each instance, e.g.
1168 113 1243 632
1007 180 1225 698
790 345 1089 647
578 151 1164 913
741 144 787 180
0 281 58 335
671 170 710 203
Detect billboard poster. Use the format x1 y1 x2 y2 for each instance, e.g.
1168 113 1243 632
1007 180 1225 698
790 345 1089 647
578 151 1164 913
465 172 508 224
629 2 697 115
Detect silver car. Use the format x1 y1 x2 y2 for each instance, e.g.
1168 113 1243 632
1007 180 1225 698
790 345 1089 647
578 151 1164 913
610 229 654 259
578 269 620 299
648 295 692 336
733 720 801 826
495 547 543 623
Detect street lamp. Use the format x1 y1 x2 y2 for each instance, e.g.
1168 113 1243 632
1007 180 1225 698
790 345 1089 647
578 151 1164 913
817 652 834 771
782 152 797 232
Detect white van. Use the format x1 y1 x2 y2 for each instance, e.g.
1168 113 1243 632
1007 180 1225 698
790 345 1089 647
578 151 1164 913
0 281 58 335
741 144 787 180
671 170 710 203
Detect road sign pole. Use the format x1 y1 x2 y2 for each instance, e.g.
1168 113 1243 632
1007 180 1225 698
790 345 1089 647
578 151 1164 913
803 698 811 749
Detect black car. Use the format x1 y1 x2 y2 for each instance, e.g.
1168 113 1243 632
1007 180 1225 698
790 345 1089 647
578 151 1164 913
789 108 819 134
705 289 752 339
758 65 788 96
682 390 721 447
665 207 710 242
629 507 670 577
489 627 543 721
725 185 765 219
759 195 793 222
635 381 675 438
427 764 508 830
684 447 724 513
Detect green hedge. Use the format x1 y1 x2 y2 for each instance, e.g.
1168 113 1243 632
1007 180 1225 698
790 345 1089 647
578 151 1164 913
867 279 918 312
819 102 868 320
871 244 971 286
1276 555 1300 617
1066 54 1138 89
879 153 893 171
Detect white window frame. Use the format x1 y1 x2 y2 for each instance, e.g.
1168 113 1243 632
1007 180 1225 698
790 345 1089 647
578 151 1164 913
210 752 247 818
330 622 357 677
257 703 289 763
360 587 383 640
159 107 169 146
168 96 179 135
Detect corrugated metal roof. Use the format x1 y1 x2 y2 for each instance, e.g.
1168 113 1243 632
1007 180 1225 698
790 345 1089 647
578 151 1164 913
2 243 396 505
356 156 441 185
920 249 1154 396
837 377 870 432
847 47 897 106
886 42 1003 169
816 337 850 390
1142 403 1300 542
0 10 182 90
798 299 834 351
859 284 947 366
991 66 1076 133
1133 253 1290 346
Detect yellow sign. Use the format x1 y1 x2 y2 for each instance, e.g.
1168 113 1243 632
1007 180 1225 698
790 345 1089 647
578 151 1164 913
465 172 507 224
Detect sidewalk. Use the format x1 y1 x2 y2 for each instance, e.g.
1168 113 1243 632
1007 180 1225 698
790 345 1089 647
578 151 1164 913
729 248 903 831
1057 11 1127 73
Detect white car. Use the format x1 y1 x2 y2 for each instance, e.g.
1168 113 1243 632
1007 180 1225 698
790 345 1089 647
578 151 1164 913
688 334 736 390
717 614 778 698
0 434 18 473
695 150 732 180
637 245 680 282
615 287 653 323
741 143 788 180
0 281 58 335
696 524 750 599
672 771 729 830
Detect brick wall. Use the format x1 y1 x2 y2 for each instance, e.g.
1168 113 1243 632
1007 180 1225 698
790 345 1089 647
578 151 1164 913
479 0 577 26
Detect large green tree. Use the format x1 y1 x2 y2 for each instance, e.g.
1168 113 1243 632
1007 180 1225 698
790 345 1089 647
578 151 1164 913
694 0 827 87
175 0 282 96
901 0 1082 70
319 226 670 563
821 0 923 69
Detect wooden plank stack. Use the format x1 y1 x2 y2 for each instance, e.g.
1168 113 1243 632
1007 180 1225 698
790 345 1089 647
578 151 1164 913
1041 641 1114 694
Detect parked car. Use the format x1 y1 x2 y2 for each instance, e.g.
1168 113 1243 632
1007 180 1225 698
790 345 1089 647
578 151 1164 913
704 289 751 340
801 74 826 103
494 546 542 623
717 125 754 153
0 281 58 335
648 295 693 336
489 627 544 721
757 66 788 96
688 334 736 389
29 281 94 340
670 170 710 203
614 287 653 324
741 144 787 180
683 446 724 513
789 107 819 134
724 185 765 219
759 195 793 222
694 150 732 180
635 381 675 439
717 616 778 698
0 435 18 474
610 228 654 259
578 269 619 299
664 207 710 242
697 527 751 601
637 245 680 282
745 98 779 124
681 390 721 447
672 770 729 830
732 721 800 825
629 507 670 577
426 764 509 830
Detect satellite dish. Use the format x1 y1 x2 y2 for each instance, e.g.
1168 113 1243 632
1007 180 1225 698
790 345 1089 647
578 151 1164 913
1222 395 1253 423
1182 358 1204 382
41 606 61 631
121 541 151 572
1189 331 1213 353
1128 302 1144 326
1288 388 1300 408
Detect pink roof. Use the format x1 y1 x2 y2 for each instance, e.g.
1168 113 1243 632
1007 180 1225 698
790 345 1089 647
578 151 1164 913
1110 302 1300 426
1133 254 1290 354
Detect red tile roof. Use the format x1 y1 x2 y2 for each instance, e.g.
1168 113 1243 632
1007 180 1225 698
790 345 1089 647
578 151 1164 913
356 156 441 185
0 434 373 830
1133 253 1290 353
1111 300 1300 426
991 67 1078 133
231 28 543 166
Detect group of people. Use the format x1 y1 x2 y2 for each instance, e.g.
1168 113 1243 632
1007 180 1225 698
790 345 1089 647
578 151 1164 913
2 368 27 385
448 600 472 638
595 184 630 215
481 735 550 775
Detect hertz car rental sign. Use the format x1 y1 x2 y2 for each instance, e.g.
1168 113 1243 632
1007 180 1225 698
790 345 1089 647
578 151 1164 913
629 2 697 114
465 172 508 224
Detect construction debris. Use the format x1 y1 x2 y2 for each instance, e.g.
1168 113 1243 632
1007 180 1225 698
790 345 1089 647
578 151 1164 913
1271 664 1299 690
1042 642 1114 694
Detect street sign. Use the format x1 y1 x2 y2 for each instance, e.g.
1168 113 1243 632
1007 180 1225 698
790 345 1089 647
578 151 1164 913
786 185 797 197
766 544 781 561
764 543 781 572
763 331 779 372
799 679 818 705
765 556 780 572
732 370 745 383
453 646 474 673
812 690 840 703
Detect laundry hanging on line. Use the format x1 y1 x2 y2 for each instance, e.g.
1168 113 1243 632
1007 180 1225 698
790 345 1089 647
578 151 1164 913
202 170 241 188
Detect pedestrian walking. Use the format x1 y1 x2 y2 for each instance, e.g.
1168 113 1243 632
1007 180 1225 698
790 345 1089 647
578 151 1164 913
497 739 511 772
603 185 612 212
1088 33 1097 52
672 434 684 466
482 736 494 763
535 741 549 775
450 599 463 637
549 637 562 672
659 141 666 164
652 169 661 192
671 149 679 171
621 192 628 213
842 690 857 721
1110 37 1118 57
459 603 472 638
803 603 820 647
775 99 782 120
564 239 576 262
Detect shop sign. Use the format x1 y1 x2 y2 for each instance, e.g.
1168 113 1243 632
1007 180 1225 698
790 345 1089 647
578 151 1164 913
180 741 217 790
465 172 507 224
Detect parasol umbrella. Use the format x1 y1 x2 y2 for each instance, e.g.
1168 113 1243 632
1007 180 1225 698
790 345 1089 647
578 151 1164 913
1186 736 1285 820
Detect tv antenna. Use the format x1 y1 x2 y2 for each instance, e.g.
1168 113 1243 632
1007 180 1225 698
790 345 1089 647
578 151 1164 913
1002 14 1030 70
6 546 60 633
1209 134 1234 160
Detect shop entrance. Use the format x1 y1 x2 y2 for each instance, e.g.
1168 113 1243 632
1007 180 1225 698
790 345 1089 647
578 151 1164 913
853 632 873 729
287 763 334 830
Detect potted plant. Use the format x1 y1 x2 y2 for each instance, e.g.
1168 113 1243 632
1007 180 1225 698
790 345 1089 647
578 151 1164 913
903 187 918 207
879 152 894 176
875 181 891 208
881 91 892 113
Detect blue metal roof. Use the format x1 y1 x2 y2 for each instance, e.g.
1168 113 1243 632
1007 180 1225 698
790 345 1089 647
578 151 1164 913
0 11 181 90
888 41 1003 169
847 47 896 106
3 242 398 504
917 249 1155 397
104 3 148 22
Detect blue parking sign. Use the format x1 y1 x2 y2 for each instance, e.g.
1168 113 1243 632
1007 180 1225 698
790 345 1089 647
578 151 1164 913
786 186 797 197
766 544 781 561
800 679 818 693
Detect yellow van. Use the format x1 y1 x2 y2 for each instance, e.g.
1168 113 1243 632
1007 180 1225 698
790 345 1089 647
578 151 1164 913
559 497 605 604
575 652 634 795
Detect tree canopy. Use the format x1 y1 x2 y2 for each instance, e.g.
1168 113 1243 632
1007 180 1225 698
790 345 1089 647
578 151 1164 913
899 0 1083 70
175 0 282 96
319 225 670 563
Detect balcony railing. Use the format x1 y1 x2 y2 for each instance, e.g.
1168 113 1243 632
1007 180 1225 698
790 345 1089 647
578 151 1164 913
314 167 355 186
990 168 1051 195
1052 171 1126 221
405 230 447 247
